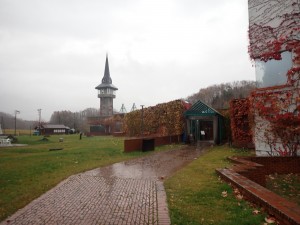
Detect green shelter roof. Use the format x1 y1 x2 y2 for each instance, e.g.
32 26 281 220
184 100 223 117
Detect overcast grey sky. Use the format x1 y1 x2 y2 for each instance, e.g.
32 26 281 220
0 0 255 121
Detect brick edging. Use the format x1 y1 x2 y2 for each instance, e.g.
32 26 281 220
156 181 171 225
216 168 300 225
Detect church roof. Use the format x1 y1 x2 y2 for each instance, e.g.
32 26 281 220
95 54 118 90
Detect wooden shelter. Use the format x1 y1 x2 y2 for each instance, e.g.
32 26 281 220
35 124 69 135
184 100 225 144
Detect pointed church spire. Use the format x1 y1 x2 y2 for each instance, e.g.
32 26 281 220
95 53 118 91
102 53 112 84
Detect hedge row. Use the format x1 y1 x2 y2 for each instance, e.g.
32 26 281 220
123 99 187 137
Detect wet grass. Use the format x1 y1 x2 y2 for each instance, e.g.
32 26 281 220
0 135 181 221
164 145 266 225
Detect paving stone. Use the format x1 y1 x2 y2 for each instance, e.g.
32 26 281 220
1 146 208 225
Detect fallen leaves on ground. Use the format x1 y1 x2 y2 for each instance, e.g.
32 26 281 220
221 190 228 197
264 216 276 224
233 188 243 200
266 173 300 205
252 209 260 215
236 194 243 200
233 188 239 194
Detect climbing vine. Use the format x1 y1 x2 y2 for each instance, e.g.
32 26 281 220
230 98 253 148
251 86 300 156
123 100 189 137
248 1 300 156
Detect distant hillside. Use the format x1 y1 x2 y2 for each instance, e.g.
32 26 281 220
0 112 36 130
185 80 257 109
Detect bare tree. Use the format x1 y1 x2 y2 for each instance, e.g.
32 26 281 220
49 108 100 132
186 80 256 109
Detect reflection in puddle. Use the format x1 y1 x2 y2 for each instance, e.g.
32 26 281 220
110 162 156 179
86 146 208 181
88 161 157 180
86 162 155 179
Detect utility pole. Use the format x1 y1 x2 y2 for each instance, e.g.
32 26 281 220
73 112 76 130
14 110 20 136
140 105 144 137
0 116 4 134
131 103 137 112
37 109 42 135
120 104 127 113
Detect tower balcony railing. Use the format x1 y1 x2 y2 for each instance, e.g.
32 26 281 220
98 93 116 98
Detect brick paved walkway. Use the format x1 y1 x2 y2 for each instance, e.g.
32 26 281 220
1 146 207 225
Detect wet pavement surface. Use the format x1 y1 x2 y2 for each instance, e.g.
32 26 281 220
1 144 209 225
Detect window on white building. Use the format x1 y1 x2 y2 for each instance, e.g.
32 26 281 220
255 51 293 88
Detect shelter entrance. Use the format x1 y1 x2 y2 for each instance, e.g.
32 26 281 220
199 121 213 140
191 120 213 141
184 100 225 145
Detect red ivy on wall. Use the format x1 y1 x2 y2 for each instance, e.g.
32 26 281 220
248 6 300 156
230 98 254 148
250 39 300 156
251 90 300 156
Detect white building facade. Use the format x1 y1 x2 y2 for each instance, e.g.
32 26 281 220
248 0 300 156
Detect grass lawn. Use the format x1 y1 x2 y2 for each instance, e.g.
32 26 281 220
2 129 32 136
0 134 177 221
164 145 267 225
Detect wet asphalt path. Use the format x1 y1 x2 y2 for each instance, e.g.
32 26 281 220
1 144 209 225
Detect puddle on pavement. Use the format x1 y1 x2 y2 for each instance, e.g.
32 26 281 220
86 145 210 181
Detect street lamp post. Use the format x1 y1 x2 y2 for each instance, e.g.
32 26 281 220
14 110 20 136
